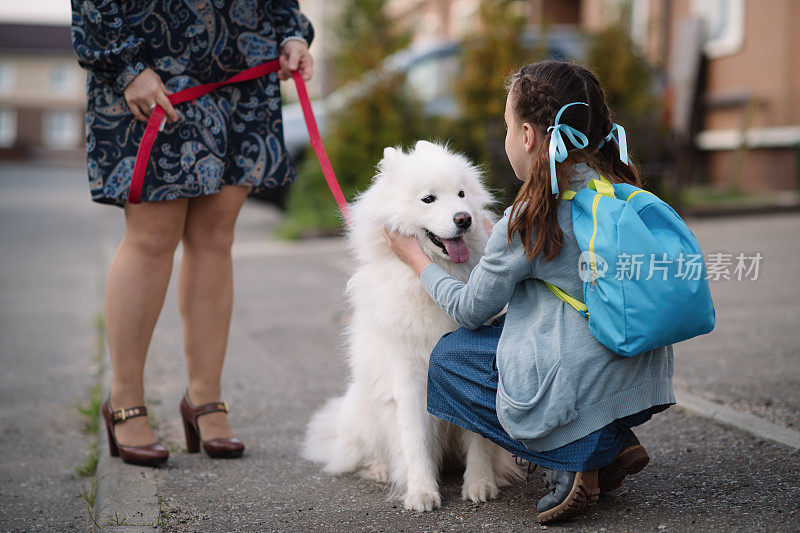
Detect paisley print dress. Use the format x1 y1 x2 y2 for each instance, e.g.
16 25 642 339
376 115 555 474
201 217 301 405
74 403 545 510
71 0 314 206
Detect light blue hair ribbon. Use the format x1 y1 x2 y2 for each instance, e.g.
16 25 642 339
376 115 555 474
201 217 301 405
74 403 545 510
547 102 589 195
597 122 629 165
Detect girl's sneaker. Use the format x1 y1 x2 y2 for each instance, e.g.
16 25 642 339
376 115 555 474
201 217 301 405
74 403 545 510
536 468 599 524
598 430 650 493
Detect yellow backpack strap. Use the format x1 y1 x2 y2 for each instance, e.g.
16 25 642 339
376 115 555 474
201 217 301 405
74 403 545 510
587 178 614 198
544 282 589 317
626 189 655 202
560 190 577 200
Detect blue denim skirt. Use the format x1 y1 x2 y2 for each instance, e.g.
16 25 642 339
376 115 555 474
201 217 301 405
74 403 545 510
427 316 669 472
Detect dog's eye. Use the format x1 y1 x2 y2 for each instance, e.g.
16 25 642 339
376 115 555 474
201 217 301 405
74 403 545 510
458 190 465 198
421 195 436 204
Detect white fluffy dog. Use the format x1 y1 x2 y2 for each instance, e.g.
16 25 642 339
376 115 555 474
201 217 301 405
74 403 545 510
302 141 520 511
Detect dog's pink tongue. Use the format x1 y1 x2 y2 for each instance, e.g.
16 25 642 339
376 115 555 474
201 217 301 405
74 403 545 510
443 237 470 264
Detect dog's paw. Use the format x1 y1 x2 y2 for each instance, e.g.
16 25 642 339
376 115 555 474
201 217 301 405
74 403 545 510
461 479 499 503
404 488 441 512
359 461 390 483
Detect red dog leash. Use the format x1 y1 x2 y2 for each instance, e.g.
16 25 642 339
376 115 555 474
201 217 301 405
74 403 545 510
129 59 351 224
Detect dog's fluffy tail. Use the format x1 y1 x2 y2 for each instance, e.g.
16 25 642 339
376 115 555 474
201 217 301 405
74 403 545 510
301 396 344 465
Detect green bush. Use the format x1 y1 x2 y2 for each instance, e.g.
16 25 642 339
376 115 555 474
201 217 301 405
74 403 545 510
453 0 535 205
280 73 425 238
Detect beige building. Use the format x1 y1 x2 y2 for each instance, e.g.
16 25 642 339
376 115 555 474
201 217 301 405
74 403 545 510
671 0 799 192
615 0 799 193
386 0 481 42
0 23 86 162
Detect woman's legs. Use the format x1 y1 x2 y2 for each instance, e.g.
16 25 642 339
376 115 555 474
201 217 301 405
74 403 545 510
106 198 188 446
178 185 250 441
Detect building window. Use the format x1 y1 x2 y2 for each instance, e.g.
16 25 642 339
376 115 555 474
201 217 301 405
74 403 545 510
0 63 15 94
0 109 17 148
691 0 745 59
43 111 79 148
405 53 460 115
50 64 75 91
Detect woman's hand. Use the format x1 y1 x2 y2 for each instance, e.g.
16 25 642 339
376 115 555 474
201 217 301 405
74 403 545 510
382 229 432 278
124 68 179 124
279 39 313 81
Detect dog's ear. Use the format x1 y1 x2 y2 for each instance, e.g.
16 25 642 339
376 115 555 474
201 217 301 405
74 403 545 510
415 140 437 151
383 147 398 159
378 147 402 178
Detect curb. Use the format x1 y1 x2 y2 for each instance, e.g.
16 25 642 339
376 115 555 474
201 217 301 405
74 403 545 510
90 350 163 531
91 362 163 532
91 426 162 532
675 388 800 451
90 238 162 532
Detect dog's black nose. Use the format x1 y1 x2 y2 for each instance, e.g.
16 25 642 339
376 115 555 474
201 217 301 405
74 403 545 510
453 212 472 230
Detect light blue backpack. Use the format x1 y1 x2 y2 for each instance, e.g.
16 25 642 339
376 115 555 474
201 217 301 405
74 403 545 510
546 176 716 357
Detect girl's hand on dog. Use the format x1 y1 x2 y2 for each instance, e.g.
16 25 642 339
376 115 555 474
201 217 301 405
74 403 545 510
383 229 432 278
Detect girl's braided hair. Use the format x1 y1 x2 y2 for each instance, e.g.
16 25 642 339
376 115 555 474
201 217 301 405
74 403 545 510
505 61 641 261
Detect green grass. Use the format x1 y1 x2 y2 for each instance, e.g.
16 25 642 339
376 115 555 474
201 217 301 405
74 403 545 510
276 203 346 240
75 375 103 477
108 510 128 526
80 479 100 529
78 382 103 436
156 496 169 527
78 262 109 527
76 442 99 477
75 312 106 478
679 185 796 209
680 186 747 206
80 478 97 508
93 313 105 361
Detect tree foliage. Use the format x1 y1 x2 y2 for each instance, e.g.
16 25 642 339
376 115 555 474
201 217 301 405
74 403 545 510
456 0 528 123
586 4 672 180
453 0 536 203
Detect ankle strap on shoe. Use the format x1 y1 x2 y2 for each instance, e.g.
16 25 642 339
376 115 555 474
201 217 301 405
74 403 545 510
190 401 230 419
112 406 148 424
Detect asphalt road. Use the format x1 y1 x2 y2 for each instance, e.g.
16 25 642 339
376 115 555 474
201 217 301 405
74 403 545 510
673 213 800 430
1 164 798 532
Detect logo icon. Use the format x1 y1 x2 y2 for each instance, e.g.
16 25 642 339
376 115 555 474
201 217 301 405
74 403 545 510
578 251 608 282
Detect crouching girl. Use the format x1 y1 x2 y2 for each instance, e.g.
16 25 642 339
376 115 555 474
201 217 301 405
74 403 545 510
383 61 674 524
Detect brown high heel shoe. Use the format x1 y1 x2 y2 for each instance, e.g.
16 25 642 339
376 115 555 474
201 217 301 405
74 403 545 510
101 397 169 467
179 391 244 458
